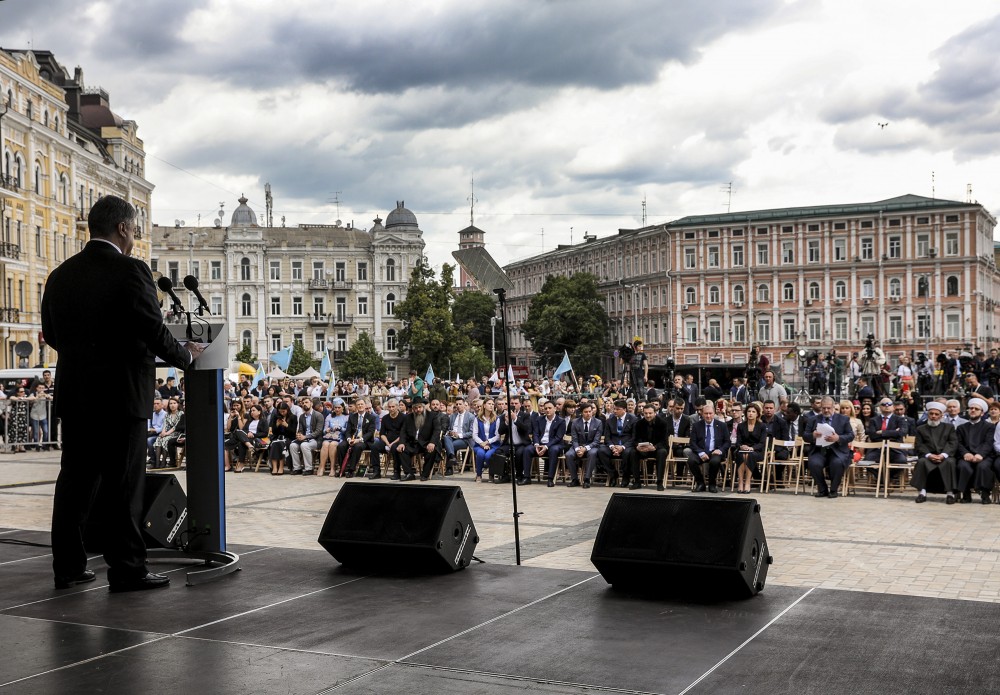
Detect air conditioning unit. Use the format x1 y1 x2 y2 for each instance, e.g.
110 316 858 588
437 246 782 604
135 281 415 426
863 299 870 305
835 299 843 305
682 304 689 311
734 301 743 308
806 300 813 306
891 296 900 302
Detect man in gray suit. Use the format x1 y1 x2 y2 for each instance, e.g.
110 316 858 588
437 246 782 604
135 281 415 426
566 402 603 488
684 374 701 415
290 396 324 474
443 397 475 474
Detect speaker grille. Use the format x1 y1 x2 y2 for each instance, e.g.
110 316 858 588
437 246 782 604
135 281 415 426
323 484 456 548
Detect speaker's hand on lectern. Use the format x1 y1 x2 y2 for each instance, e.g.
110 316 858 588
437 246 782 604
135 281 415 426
185 342 206 364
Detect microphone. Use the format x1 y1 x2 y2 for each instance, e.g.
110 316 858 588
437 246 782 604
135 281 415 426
157 276 185 314
182 275 211 316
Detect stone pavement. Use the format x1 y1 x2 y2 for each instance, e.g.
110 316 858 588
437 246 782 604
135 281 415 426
4 449 1000 603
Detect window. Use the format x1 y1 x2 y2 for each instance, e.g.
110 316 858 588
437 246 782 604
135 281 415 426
241 330 252 349
732 284 745 304
860 220 873 229
917 276 930 298
782 225 793 234
757 243 769 265
35 226 43 257
782 282 795 301
357 262 368 281
834 316 848 341
917 315 931 339
732 245 744 267
733 319 746 343
337 333 348 352
315 332 325 354
888 236 901 259
782 241 794 264
386 329 397 352
335 297 346 320
313 296 325 316
946 276 959 296
808 281 820 301
240 257 252 281
684 319 698 343
708 319 721 343
34 163 40 194
945 232 959 256
808 317 821 341
889 316 902 340
916 234 929 257
709 285 720 303
945 214 959 223
386 292 395 315
888 218 901 227
861 280 874 298
313 261 324 280
291 261 303 281
211 261 222 280
270 297 281 316
357 296 368 316
685 286 696 305
273 332 286 352
385 258 396 281
684 247 696 269
807 240 820 263
292 296 303 316
782 318 796 341
807 223 820 232
211 296 222 316
240 293 252 316
683 231 696 240
860 238 873 260
190 260 200 279
945 314 960 339
757 283 770 302
168 261 180 287
269 260 281 280
707 246 719 268
889 278 901 297
861 316 875 337
757 317 770 342
916 217 929 225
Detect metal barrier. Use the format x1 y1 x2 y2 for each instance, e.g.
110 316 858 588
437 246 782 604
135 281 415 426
0 396 60 453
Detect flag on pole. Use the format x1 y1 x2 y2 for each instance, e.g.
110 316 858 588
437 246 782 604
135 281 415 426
455 372 461 385
254 362 266 385
488 370 499 383
167 366 176 380
425 364 435 384
270 345 292 371
552 350 573 380
507 364 515 382
319 350 332 381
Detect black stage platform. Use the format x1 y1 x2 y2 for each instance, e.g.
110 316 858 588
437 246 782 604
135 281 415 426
2 526 998 694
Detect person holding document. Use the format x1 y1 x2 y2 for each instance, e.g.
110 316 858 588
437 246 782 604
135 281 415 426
803 396 855 499
43 196 203 593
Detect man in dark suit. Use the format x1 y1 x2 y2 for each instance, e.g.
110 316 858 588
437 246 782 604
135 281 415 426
503 396 533 484
566 402 603 488
760 400 790 460
893 401 918 437
530 400 566 487
684 374 701 415
339 399 376 476
398 398 443 481
42 196 199 593
865 398 907 466
687 402 730 492
664 397 692 479
804 396 855 498
632 403 669 491
289 396 324 474
955 398 995 504
599 400 637 488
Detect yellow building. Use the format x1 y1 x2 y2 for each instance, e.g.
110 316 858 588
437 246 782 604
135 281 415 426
0 48 153 368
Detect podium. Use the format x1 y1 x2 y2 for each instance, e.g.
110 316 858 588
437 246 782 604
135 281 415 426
154 318 240 585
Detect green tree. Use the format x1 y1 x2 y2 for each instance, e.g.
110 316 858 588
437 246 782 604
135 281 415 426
520 273 608 376
287 339 314 376
452 290 497 354
234 343 257 365
340 332 387 382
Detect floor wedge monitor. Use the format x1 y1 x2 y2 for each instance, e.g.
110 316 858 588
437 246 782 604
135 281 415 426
591 494 772 599
319 482 479 573
84 473 188 552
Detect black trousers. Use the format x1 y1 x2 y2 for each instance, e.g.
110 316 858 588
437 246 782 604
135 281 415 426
52 417 148 584
631 448 667 484
687 452 723 486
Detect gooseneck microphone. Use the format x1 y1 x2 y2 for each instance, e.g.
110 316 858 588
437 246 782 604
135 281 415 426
157 276 185 314
183 275 211 316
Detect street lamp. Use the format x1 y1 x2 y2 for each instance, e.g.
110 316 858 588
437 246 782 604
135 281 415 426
490 315 497 367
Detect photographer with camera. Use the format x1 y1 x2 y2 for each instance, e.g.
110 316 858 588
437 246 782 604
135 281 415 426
860 334 886 399
628 338 648 400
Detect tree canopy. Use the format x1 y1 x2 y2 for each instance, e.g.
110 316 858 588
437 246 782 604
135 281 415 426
520 273 608 376
339 332 387 382
452 290 498 355
287 339 314 376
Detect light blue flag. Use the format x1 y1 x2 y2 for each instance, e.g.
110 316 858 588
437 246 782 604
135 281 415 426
319 350 332 381
425 364 435 384
167 366 176 379
254 362 266 385
270 345 292 371
552 350 573 380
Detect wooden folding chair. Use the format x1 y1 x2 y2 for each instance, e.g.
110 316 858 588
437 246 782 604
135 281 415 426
845 441 884 496
666 436 691 488
761 437 805 493
881 439 917 498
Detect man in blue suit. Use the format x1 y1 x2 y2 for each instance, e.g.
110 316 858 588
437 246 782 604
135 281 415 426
804 396 856 498
687 402 730 492
599 400 638 488
566 402 603 488
527 400 566 488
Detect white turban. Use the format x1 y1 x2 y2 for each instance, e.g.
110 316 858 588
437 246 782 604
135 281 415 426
968 398 988 412
926 402 946 413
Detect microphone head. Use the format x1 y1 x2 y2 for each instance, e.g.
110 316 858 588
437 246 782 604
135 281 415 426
157 276 175 292
183 275 199 291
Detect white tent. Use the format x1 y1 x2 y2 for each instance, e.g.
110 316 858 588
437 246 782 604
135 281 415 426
292 366 322 379
267 367 288 379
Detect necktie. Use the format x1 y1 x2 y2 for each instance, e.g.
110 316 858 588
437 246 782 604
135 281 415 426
882 418 888 432
584 421 589 436
618 418 624 435
707 424 714 452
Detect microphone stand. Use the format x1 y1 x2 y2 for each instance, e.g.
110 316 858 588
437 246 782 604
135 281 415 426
494 287 522 565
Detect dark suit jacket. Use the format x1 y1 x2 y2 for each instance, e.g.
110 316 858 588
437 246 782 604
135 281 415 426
633 415 668 452
866 414 904 444
691 419 731 458
531 416 566 448
346 411 377 443
665 415 691 441
401 411 443 449
803 413 855 456
761 415 789 442
42 241 190 420
603 413 637 449
569 417 603 449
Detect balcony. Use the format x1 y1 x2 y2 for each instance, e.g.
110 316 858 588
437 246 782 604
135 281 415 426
331 280 352 290
308 313 329 326
308 279 328 290
331 351 346 361
0 174 21 198
0 307 20 323
0 242 21 261
331 314 353 326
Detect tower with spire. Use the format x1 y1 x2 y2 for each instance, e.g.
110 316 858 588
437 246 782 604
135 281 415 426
457 177 485 290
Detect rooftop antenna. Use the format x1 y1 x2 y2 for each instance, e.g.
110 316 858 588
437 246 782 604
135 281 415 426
721 181 733 213
967 183 973 203
213 204 224 228
330 191 342 226
570 226 573 245
467 175 478 227
265 183 274 228
641 194 647 226
541 227 544 252
931 171 935 199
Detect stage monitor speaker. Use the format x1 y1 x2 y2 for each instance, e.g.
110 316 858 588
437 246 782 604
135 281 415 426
84 473 188 552
591 494 771 599
318 482 478 573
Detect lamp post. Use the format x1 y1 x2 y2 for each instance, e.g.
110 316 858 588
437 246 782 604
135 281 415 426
490 315 497 367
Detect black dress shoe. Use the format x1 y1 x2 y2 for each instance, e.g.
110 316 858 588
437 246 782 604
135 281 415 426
828 492 839 499
54 569 96 590
367 473 381 480
517 478 531 486
290 469 303 475
960 496 971 504
628 482 641 490
567 479 581 488
708 485 718 493
583 480 591 489
608 476 619 488
946 495 956 505
546 480 555 488
656 484 665 491
813 491 829 498
419 476 429 481
109 573 170 593
915 493 927 503
445 469 454 476
401 474 416 482
694 483 707 493
389 475 401 480
982 493 992 504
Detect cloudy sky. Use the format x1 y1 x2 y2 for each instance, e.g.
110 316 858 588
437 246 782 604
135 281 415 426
3 0 999 270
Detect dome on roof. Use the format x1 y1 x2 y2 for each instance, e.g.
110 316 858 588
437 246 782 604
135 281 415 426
231 195 258 227
385 201 418 228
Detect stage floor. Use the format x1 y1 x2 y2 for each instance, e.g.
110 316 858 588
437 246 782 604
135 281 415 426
1 528 998 694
